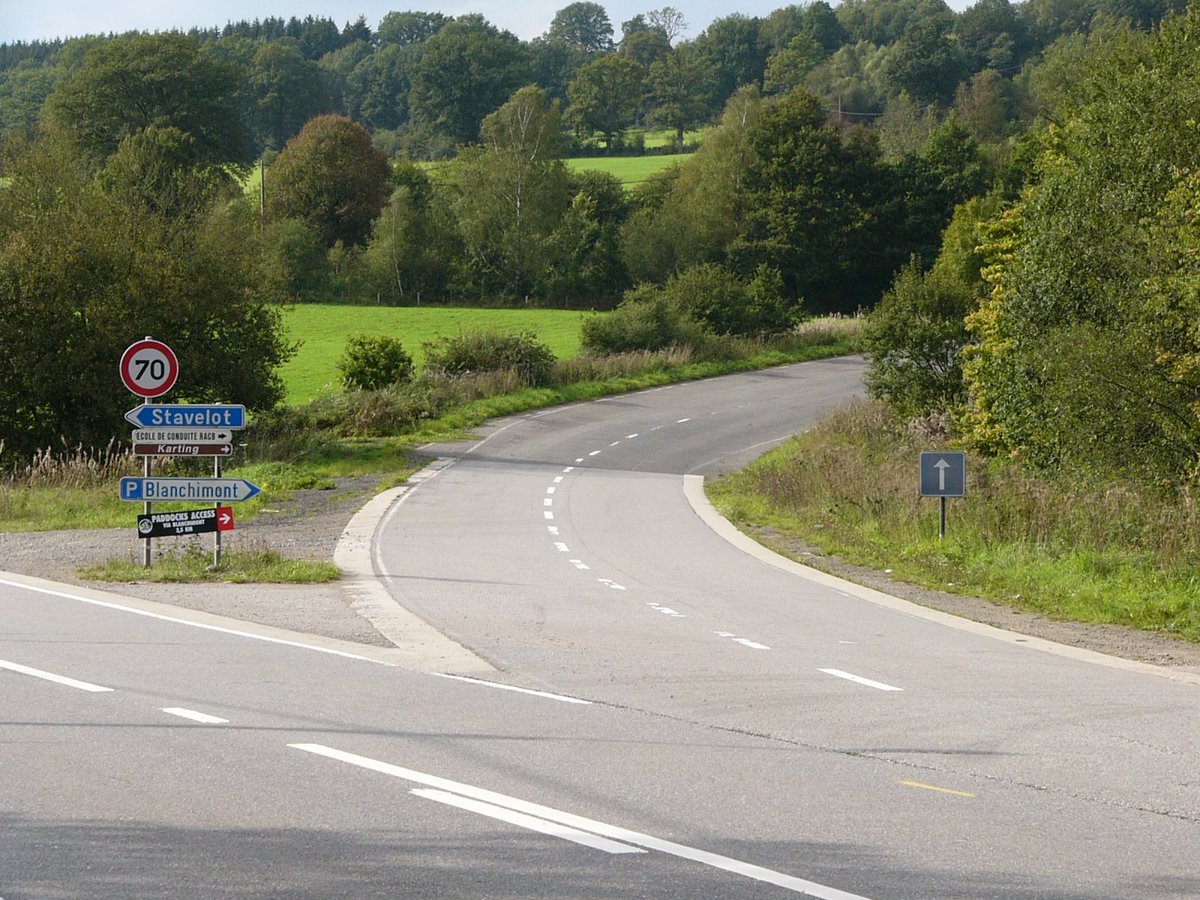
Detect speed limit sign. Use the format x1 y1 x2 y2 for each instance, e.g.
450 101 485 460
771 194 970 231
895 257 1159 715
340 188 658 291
119 338 179 398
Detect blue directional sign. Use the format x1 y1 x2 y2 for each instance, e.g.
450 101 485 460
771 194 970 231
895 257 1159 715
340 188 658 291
124 403 247 429
119 477 261 503
919 451 966 497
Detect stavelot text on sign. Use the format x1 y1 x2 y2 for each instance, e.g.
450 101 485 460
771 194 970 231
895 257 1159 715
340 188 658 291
124 403 247 429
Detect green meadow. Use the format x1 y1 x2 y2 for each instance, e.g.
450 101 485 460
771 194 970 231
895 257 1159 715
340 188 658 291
566 153 685 188
279 304 598 404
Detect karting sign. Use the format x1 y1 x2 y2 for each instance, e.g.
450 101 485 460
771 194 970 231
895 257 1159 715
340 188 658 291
133 442 234 458
120 339 179 398
136 506 235 539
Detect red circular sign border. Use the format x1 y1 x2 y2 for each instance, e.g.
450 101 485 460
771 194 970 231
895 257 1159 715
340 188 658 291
119 339 179 398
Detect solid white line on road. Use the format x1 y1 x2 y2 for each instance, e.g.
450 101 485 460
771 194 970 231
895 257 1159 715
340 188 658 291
413 788 645 854
161 707 229 724
289 743 871 899
819 669 904 692
0 658 113 693
0 579 388 665
432 673 592 705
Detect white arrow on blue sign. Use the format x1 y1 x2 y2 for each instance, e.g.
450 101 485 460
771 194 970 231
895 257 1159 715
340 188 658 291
119 477 261 503
919 452 966 497
125 404 247 429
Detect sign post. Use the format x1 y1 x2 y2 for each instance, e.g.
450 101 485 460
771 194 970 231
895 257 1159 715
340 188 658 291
919 451 966 539
119 339 249 569
121 337 180 567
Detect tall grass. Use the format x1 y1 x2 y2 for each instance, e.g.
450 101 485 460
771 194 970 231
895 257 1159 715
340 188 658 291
709 399 1200 640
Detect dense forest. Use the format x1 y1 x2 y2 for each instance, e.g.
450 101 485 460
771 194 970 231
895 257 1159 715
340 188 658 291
3 0 1200 489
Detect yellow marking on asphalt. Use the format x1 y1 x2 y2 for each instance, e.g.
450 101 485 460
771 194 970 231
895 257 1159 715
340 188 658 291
898 780 976 798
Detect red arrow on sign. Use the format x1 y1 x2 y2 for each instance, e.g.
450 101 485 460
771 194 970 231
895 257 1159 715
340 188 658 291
216 507 235 531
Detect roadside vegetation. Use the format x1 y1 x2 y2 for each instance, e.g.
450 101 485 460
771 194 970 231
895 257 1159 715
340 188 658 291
0 316 861 534
5 2 1200 624
709 401 1200 642
78 546 340 583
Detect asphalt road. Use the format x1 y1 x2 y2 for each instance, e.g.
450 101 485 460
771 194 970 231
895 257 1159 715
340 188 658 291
4 357 1198 898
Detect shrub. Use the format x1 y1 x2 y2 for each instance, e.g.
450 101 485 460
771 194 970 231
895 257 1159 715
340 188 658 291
663 263 797 336
423 329 556 387
337 334 415 391
579 288 712 354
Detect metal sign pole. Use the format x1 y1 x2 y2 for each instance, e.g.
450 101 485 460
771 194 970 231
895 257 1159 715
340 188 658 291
213 455 223 568
143 450 153 567
940 496 947 540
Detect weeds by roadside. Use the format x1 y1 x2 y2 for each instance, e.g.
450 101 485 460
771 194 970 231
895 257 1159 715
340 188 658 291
708 398 1200 641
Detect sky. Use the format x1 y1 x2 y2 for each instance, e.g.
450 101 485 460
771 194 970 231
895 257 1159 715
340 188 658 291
2 0 974 46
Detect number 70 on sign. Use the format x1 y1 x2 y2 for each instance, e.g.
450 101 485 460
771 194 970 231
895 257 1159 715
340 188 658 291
120 338 179 399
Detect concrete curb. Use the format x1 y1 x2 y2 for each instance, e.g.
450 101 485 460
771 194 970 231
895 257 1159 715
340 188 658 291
334 460 494 675
683 474 1200 687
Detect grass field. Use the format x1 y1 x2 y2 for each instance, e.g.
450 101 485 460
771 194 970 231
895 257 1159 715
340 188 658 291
280 304 598 404
566 154 686 188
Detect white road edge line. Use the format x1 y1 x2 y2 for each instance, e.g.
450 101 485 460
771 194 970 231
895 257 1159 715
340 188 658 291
412 788 644 854
289 743 872 899
0 658 112 692
432 673 592 705
818 669 904 692
161 707 229 724
0 579 388 666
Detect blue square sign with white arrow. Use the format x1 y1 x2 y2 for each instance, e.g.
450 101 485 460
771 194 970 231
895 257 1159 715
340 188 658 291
919 451 966 497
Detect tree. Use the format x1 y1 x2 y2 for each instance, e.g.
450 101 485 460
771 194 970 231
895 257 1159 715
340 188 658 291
452 87 573 298
409 15 531 145
962 9 1200 481
363 161 456 304
729 87 896 314
348 43 417 130
46 32 249 169
621 86 761 282
547 2 615 57
376 11 450 47
864 258 976 416
567 54 645 150
619 28 672 69
248 41 332 151
647 44 714 150
693 14 766 110
647 8 689 44
0 130 291 459
266 115 392 248
882 17 965 106
763 33 824 95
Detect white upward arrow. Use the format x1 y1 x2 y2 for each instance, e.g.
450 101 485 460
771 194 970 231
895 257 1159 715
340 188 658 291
935 458 950 491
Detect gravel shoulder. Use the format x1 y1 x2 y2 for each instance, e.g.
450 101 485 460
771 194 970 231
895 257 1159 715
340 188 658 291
4 472 1200 676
